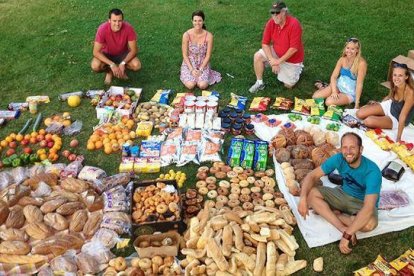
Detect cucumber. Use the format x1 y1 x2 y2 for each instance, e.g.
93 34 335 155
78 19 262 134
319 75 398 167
18 118 33 134
32 112 43 132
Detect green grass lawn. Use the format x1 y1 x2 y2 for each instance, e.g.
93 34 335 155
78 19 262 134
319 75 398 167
1 0 414 274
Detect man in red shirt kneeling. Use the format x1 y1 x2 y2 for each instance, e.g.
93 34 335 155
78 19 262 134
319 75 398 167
91 8 141 85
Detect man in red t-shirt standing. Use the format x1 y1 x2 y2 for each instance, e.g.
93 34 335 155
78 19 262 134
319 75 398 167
91 8 141 85
249 1 304 92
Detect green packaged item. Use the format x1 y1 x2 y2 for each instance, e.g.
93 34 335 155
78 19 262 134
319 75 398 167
307 115 321 124
323 105 343 121
253 140 268 171
240 139 255 169
226 138 243 167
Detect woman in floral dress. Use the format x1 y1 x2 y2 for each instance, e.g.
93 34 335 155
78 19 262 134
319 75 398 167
180 10 221 90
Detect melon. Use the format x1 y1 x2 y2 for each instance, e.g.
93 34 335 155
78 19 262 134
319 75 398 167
68 95 81 107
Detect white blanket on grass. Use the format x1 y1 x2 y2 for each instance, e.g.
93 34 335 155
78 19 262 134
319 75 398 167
252 110 414 248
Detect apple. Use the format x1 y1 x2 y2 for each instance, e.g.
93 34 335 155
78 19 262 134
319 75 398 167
9 141 17 148
39 140 47 148
70 139 79 148
21 139 29 146
62 150 71 158
47 141 54 148
45 136 53 143
68 153 77 161
6 148 15 157
23 147 32 154
36 135 45 142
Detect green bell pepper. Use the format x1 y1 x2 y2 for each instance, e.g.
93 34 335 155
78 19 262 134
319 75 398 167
12 158 22 167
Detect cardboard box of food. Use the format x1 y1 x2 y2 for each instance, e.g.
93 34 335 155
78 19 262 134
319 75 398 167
96 86 142 119
133 231 180 258
381 55 414 89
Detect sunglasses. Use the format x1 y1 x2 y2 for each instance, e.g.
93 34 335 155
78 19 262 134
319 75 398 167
347 37 359 43
271 11 281 15
393 62 408 69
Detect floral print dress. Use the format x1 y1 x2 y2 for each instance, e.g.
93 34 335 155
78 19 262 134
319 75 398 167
180 32 221 85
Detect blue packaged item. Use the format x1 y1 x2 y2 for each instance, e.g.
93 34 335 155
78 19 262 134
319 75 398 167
240 139 255 169
139 140 161 158
226 138 244 167
228 93 247 110
130 145 139 157
151 89 173 105
253 140 268 171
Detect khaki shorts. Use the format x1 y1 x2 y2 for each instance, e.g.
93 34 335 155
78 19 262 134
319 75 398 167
258 48 304 86
317 186 377 217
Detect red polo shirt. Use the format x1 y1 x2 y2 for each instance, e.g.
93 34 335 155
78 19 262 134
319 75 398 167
95 21 137 56
262 15 304 63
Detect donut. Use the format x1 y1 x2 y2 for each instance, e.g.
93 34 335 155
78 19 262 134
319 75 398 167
245 168 254 176
263 186 274 194
196 180 207 188
247 176 256 184
113 257 127 271
196 194 204 203
251 192 262 200
250 186 261 193
241 187 251 195
227 199 240 208
206 176 217 185
242 202 254 210
232 206 243 212
186 205 200 214
156 203 168 214
186 189 197 199
254 171 266 178
196 171 208 180
233 166 244 174
218 180 230 188
265 169 275 176
230 177 240 183
207 190 218 199
265 200 275 207
228 193 239 201
214 201 224 209
207 183 217 190
239 194 251 203
215 171 227 179
216 195 228 204
213 161 225 168
217 187 229 196
253 198 264 206
254 180 265 188
210 167 219 174
237 173 248 180
227 171 238 178
198 187 208 195
231 187 241 194
239 180 249 187
185 198 198 206
198 166 210 173
221 165 232 173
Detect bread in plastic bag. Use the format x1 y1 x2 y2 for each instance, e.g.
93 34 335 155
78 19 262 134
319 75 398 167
103 185 129 212
81 240 115 265
78 165 107 183
0 171 14 191
11 166 29 184
92 228 119 249
63 120 83 136
28 164 46 177
198 134 223 163
50 249 77 272
101 211 131 234
60 155 84 179
44 163 66 175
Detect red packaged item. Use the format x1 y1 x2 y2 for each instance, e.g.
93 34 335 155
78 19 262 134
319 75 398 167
60 156 84 179
249 97 271 112
252 113 269 123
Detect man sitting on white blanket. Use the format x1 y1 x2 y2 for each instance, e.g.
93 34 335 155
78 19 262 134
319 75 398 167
298 132 382 254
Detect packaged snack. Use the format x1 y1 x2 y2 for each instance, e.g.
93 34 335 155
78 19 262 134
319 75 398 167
8 102 29 111
249 97 271 112
251 113 269 123
78 166 107 183
322 105 343 121
185 129 202 141
379 190 410 210
226 138 244 167
172 92 193 108
144 157 161 173
160 141 180 167
254 140 268 171
341 114 362 128
228 93 248 110
389 249 414 275
204 112 214 129
151 89 172 104
187 112 196 128
202 90 220 98
199 135 223 163
177 141 199 167
292 97 310 115
135 121 153 137
133 158 147 174
166 127 183 142
240 139 255 169
272 97 293 110
139 140 161 158
0 110 20 120
118 157 135 173
314 98 325 115
130 145 139 157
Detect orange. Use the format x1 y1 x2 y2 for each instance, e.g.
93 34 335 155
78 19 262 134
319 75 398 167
15 134 23 142
102 137 111 145
116 132 123 140
31 131 38 138
48 153 58 161
5 136 13 143
104 146 112 154
38 129 46 135
95 141 103 149
30 137 37 144
45 133 53 141
87 142 95 150
89 134 99 143
49 148 58 154
117 139 125 146
39 153 48 161
0 140 8 147
24 134 31 140
9 133 16 140
108 133 116 140
123 134 130 141
121 117 129 124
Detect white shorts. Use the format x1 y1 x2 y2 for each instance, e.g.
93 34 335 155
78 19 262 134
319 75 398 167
380 99 398 129
258 48 304 86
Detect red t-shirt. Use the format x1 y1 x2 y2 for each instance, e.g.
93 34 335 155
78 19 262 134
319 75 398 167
95 21 137 56
261 15 304 63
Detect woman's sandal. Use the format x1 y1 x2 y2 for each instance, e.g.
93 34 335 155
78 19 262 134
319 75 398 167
314 80 328 90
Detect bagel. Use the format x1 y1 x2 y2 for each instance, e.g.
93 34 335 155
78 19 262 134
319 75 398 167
239 194 251 203
196 180 207 189
228 193 239 201
254 180 265 188
185 198 198 206
241 188 251 195
250 186 261 193
114 257 127 272
280 162 291 169
217 187 229 196
218 180 230 188
263 186 274 194
265 169 275 176
262 193 274 201
244 168 254 176
247 176 256 184
227 199 240 208
232 206 243 212
242 202 254 211
221 165 232 173
186 205 201 214
274 192 284 198
210 167 219 174
231 187 241 194
227 171 238 178
230 177 240 183
233 166 244 174
215 171 227 179
237 173 248 180
216 195 228 204
138 258 152 269
214 201 224 209
169 202 179 212
206 176 217 185
198 187 208 195
253 198 264 206
156 203 168 214
239 180 249 187
207 183 217 190
186 189 197 199
196 171 208 180
213 161 225 168
254 171 266 178
251 192 262 200
196 194 204 203
207 190 218 199
265 200 275 207
198 166 210 173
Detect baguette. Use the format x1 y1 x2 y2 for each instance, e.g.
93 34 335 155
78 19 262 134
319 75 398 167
6 206 25 229
23 205 43 223
0 253 47 264
69 209 88 232
25 221 53 240
253 242 266 276
44 213 69 231
0 228 28 241
18 196 44 207
0 240 31 255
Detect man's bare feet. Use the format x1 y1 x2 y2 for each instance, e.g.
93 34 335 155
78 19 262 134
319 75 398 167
104 72 113 85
